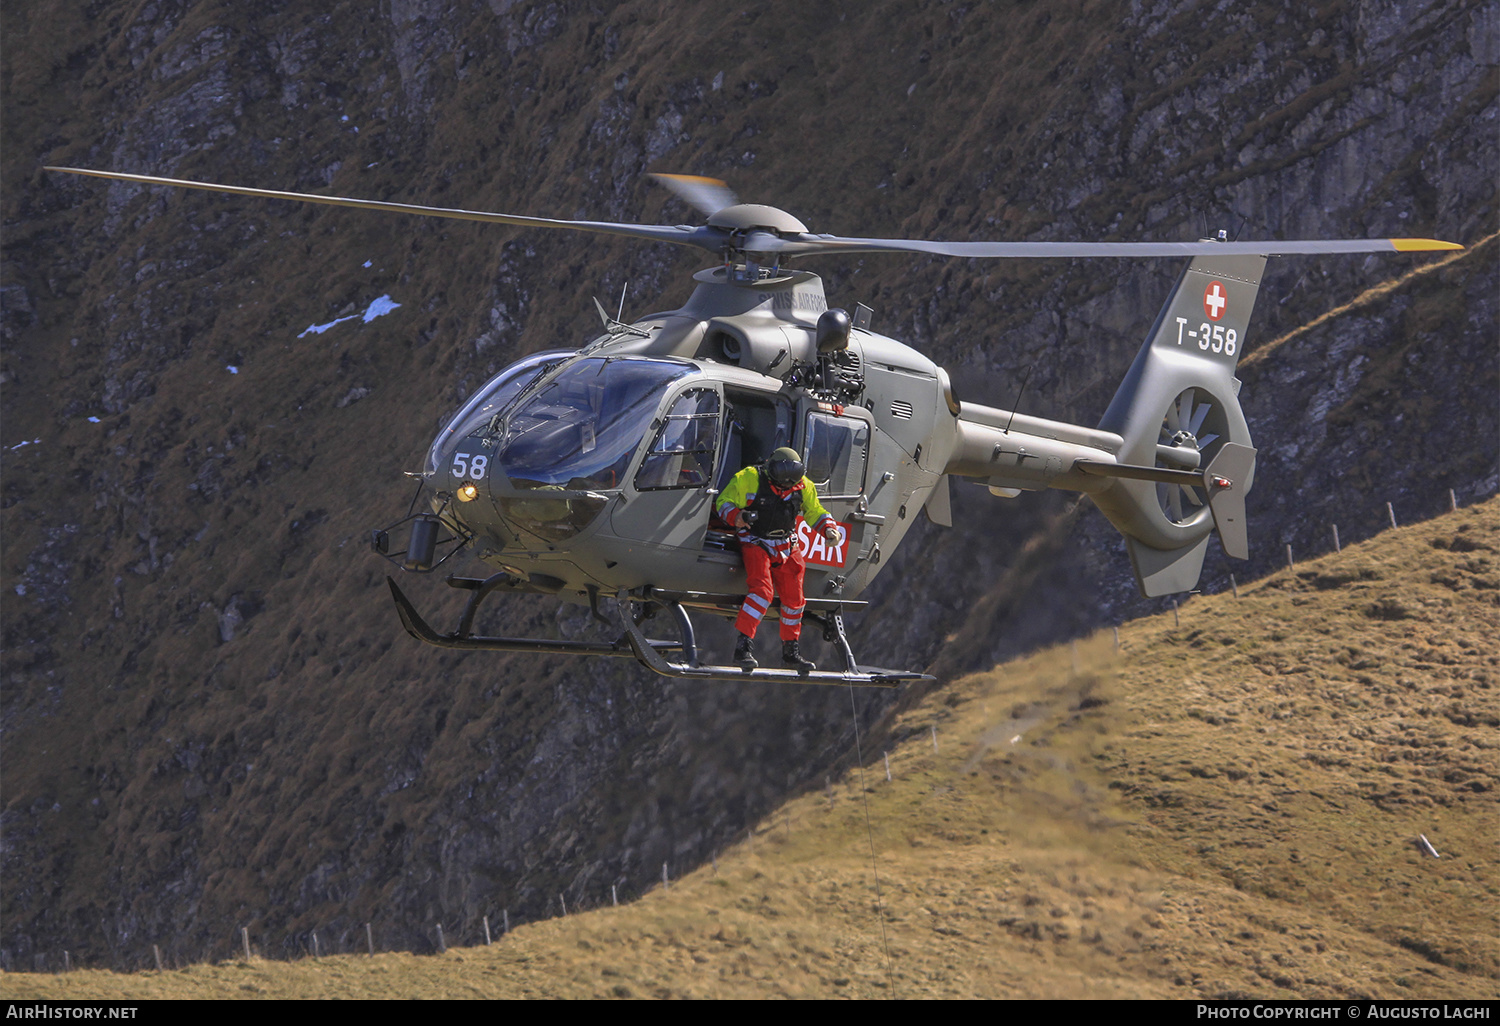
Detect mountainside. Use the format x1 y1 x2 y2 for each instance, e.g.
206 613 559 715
6 499 1496 997
2 0 1496 970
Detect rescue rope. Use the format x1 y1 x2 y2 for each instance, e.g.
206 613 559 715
847 681 896 995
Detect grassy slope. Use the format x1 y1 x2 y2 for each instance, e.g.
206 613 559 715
5 499 1495 1000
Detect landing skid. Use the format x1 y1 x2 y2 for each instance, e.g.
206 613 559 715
387 576 681 657
619 611 928 687
386 575 932 687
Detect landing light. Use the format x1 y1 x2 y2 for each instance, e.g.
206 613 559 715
457 482 479 502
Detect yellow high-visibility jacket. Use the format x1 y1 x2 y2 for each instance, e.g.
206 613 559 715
717 466 835 543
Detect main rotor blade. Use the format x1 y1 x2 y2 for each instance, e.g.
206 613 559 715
649 173 739 217
45 167 1462 262
45 167 728 252
752 234 1462 258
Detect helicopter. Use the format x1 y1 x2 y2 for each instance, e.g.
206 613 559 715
46 166 1460 686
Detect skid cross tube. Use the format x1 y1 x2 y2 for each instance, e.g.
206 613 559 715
665 601 700 667
806 610 860 673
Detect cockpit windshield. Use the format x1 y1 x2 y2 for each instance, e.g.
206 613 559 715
426 349 572 476
496 357 694 490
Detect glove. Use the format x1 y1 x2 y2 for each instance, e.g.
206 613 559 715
823 525 841 546
741 509 758 526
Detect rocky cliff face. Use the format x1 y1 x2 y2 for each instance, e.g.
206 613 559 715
2 0 1494 969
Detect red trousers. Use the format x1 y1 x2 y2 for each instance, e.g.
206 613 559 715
735 543 806 641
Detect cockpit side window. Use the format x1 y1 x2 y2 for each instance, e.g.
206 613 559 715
635 389 721 490
803 411 869 495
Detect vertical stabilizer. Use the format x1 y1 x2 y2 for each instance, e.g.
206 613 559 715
1126 535 1210 598
1091 250 1265 595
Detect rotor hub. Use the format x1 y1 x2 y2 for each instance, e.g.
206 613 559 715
705 203 809 235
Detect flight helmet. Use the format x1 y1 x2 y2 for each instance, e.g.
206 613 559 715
766 447 805 490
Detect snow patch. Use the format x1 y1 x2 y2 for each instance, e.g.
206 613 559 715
296 295 402 338
226 365 239 374
9 438 41 450
362 260 372 268
362 294 401 322
88 416 100 423
297 314 358 339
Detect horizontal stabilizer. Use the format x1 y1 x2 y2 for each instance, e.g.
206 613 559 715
1203 443 1256 560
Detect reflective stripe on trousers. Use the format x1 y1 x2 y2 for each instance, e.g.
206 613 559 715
735 543 807 641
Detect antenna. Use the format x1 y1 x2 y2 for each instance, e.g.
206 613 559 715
617 281 628 321
1003 362 1036 435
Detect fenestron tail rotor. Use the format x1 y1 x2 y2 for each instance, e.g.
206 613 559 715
1156 387 1226 526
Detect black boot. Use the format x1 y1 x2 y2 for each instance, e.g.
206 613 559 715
734 633 757 672
782 639 816 674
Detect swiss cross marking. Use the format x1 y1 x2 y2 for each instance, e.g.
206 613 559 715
1203 281 1228 321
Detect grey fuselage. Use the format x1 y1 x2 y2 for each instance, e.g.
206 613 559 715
424 267 971 606
417 262 1200 608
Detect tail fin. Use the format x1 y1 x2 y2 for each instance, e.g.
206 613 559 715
1091 252 1264 596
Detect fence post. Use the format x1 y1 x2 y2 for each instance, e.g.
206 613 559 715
662 861 669 891
559 894 567 916
612 885 618 907
1113 625 1121 649
1172 599 1179 626
154 944 163 971
436 923 446 953
503 909 509 935
242 927 251 962
483 916 491 945
365 922 374 956
931 724 938 753
1387 501 1398 529
884 751 892 781
1332 524 1340 552
1230 574 1238 599
1450 488 1458 512
312 930 320 959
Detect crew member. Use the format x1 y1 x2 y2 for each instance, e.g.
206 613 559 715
717 447 841 673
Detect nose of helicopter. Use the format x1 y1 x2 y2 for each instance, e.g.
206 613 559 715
439 436 611 549
421 353 696 557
